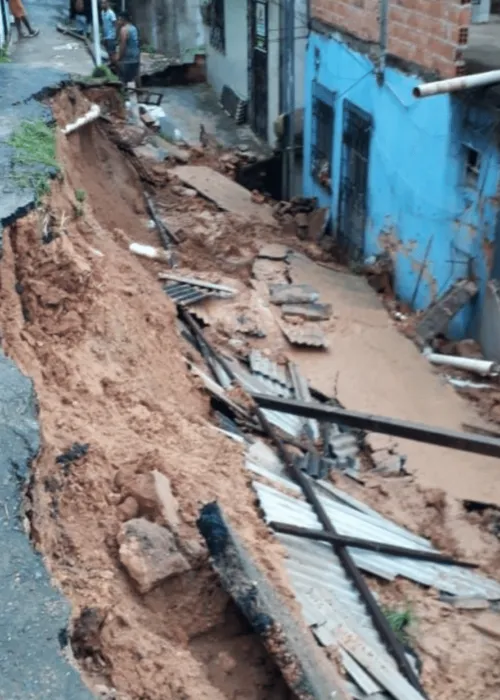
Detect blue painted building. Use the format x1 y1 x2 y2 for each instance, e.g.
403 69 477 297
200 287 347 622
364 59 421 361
302 27 500 339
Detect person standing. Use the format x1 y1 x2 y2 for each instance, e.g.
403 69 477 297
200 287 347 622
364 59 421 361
101 0 116 58
8 0 39 39
114 11 140 86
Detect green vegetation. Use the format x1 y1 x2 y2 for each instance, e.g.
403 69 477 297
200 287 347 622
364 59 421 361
382 604 415 645
8 120 60 204
0 46 10 63
75 189 86 203
91 63 117 81
141 42 156 55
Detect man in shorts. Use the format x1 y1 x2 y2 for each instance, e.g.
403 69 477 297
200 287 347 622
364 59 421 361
114 11 140 86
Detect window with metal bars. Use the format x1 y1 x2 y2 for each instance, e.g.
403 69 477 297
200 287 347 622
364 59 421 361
209 0 226 54
311 86 335 192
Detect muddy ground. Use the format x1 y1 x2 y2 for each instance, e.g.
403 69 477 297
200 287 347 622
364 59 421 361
1 85 500 700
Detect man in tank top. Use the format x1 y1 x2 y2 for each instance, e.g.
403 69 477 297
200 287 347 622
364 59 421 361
115 11 140 86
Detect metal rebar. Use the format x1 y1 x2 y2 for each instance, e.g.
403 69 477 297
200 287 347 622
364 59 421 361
270 522 478 568
252 394 500 458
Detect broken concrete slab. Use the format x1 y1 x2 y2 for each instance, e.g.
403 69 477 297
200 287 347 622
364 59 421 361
281 302 333 321
269 283 320 305
118 518 190 594
257 243 292 260
197 502 347 700
173 165 276 224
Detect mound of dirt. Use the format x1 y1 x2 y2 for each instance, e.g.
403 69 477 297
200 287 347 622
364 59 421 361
0 110 304 698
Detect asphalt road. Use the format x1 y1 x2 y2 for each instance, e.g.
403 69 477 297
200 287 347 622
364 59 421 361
1 3 95 697
0 0 93 230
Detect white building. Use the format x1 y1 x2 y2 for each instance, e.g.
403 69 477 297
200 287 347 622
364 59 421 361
204 0 307 145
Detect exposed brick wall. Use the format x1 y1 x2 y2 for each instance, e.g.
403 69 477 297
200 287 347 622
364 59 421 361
311 0 472 78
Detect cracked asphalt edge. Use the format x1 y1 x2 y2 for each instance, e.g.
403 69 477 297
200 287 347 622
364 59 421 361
0 65 95 699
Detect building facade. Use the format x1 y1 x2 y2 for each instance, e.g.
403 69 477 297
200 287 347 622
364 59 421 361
303 1 500 341
0 0 10 49
204 0 308 145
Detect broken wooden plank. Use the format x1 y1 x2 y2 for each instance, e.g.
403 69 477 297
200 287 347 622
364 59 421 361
270 283 320 305
282 302 332 321
173 165 276 225
197 502 348 700
158 272 237 296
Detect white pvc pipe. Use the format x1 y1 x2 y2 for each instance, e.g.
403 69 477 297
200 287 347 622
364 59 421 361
61 104 101 135
91 0 102 67
426 352 499 377
413 70 500 98
129 242 172 263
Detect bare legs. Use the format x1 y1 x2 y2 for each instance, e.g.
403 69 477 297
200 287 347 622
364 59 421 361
15 16 39 39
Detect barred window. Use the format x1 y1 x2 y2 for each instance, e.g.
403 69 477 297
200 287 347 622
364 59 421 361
210 0 226 54
311 89 334 192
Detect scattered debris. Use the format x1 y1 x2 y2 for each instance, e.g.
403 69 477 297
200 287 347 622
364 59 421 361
117 517 190 594
281 302 332 321
415 279 478 346
158 272 237 297
280 321 328 349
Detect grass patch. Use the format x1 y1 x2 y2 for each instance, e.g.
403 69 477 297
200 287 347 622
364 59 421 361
92 64 116 81
75 189 86 203
383 604 415 645
8 120 60 204
0 46 10 63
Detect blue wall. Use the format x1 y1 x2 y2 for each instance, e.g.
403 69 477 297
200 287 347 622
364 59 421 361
303 31 500 338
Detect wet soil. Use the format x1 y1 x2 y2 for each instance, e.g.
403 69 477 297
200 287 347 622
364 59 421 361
1 84 500 700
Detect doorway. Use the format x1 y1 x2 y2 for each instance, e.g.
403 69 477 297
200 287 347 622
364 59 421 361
248 0 268 140
337 100 372 264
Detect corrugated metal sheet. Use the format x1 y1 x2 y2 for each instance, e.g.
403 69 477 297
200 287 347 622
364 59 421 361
253 478 500 599
164 282 212 305
249 350 292 392
280 321 328 349
225 358 304 437
250 475 425 699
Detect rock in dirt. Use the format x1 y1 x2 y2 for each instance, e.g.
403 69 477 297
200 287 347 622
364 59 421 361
153 469 180 530
118 518 190 594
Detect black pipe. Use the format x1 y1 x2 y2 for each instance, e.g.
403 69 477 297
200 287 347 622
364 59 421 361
270 522 478 568
253 406 426 695
252 394 500 459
